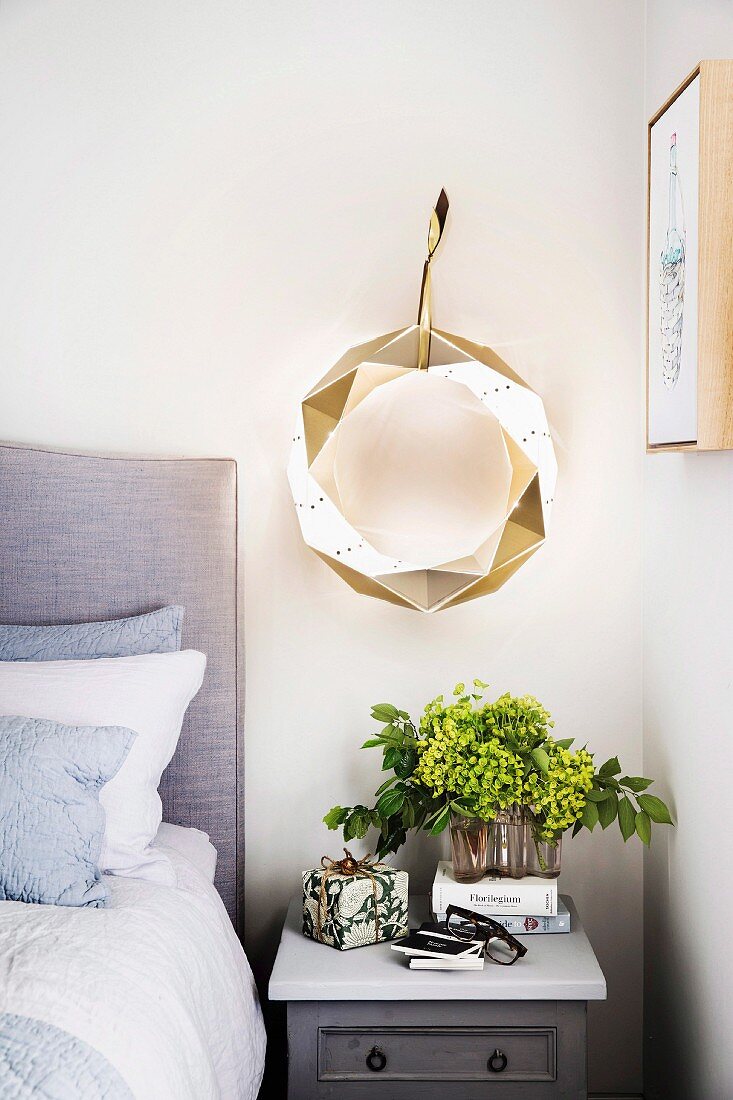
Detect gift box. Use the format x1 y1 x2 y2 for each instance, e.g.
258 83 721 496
302 849 409 950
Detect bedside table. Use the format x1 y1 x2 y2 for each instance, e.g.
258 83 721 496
269 893 606 1099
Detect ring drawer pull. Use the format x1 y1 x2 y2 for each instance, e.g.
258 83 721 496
488 1048 508 1073
366 1046 387 1072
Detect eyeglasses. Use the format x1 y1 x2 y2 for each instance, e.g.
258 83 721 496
445 904 528 966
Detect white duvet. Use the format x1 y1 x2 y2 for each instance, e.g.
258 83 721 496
0 841 266 1099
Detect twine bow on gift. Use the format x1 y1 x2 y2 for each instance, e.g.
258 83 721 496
316 848 383 945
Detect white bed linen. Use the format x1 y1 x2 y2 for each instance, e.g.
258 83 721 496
0 846 265 1099
155 821 218 883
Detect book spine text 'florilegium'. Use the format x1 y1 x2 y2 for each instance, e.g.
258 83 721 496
433 883 557 916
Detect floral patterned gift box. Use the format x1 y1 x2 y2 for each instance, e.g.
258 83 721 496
302 850 409 950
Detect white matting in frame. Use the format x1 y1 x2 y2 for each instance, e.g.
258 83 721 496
648 74 699 446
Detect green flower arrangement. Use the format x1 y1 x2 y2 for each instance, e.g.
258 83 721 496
325 680 673 858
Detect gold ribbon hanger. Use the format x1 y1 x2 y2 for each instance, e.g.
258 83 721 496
417 188 449 370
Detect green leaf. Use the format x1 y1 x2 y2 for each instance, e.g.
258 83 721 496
450 801 475 817
375 788 405 819
322 806 349 831
618 796 636 841
376 824 407 858
393 748 418 779
585 788 616 802
344 808 371 841
572 819 583 837
621 776 654 793
380 723 402 742
635 810 652 845
637 794 674 825
531 747 551 774
429 804 452 835
555 738 575 749
581 799 599 831
597 791 618 829
423 801 449 828
374 775 398 796
599 757 621 778
369 810 382 828
402 800 415 829
382 746 401 771
360 739 384 749
371 704 399 722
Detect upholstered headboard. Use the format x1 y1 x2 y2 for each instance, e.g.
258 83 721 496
0 443 242 930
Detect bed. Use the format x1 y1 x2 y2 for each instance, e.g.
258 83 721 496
0 443 265 1099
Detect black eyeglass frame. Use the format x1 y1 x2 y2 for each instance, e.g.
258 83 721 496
445 904 528 965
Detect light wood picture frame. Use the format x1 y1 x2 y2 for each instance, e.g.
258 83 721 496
647 60 733 452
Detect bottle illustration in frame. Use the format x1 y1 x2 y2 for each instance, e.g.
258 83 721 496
659 131 686 390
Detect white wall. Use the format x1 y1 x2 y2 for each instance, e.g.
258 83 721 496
644 4 733 1098
0 2 645 1091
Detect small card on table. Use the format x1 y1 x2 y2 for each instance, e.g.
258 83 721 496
391 927 485 970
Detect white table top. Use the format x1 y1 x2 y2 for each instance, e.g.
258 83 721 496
268 893 606 1002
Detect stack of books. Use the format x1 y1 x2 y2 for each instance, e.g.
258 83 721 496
431 861 570 934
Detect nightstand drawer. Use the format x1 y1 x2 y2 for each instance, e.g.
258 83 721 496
318 1025 556 1083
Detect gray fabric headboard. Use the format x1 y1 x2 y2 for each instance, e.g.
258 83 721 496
0 442 242 930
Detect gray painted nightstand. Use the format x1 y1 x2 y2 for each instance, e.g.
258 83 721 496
269 893 606 1099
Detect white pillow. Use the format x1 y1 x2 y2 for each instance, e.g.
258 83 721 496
154 822 218 884
0 651 206 885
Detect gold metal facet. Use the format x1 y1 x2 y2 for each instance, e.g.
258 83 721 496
444 544 542 608
313 551 415 610
501 429 538 508
305 330 406 400
433 329 531 390
375 569 479 613
302 404 339 468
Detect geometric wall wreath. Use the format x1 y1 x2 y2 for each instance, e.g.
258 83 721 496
288 193 558 612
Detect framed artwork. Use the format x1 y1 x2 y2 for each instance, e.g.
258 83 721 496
647 61 733 452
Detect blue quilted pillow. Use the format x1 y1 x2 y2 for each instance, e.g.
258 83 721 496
0 606 183 662
0 715 135 907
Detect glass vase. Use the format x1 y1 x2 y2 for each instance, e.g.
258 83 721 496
486 805 527 879
449 811 488 884
527 833 563 878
